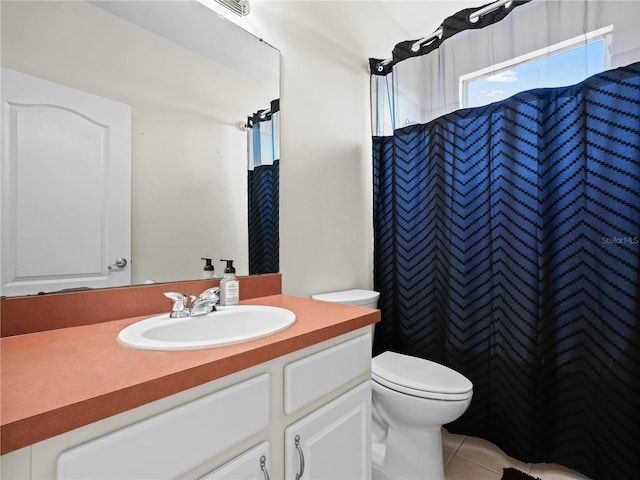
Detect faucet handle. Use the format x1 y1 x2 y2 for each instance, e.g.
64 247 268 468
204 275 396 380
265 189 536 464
198 287 220 304
163 292 189 318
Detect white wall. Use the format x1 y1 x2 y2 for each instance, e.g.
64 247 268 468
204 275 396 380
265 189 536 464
240 2 414 298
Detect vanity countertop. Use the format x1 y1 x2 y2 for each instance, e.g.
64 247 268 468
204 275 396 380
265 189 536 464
0 294 379 455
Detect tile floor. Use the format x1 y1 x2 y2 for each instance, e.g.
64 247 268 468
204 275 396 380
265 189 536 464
442 429 586 480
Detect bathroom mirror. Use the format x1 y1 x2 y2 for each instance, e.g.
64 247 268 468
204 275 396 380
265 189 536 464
0 0 280 296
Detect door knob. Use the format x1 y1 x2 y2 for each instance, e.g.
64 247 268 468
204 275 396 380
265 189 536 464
108 258 128 270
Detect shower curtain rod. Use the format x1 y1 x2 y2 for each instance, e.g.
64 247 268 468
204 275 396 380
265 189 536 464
241 109 271 130
376 0 514 71
242 99 281 130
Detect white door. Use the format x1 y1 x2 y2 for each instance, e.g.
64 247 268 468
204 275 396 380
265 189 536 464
285 382 371 480
1 68 131 296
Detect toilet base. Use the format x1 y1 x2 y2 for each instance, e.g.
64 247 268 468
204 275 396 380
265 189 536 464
372 425 445 480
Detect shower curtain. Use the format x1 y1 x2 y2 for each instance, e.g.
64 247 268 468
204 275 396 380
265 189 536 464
370 2 640 479
247 100 280 274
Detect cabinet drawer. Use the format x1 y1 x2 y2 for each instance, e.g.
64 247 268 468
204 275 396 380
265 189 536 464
284 333 371 414
201 441 270 480
57 374 270 480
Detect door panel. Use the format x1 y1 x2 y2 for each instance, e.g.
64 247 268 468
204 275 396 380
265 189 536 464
285 382 371 480
1 68 131 296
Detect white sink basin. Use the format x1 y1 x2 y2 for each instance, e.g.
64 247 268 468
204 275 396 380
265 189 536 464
118 305 296 350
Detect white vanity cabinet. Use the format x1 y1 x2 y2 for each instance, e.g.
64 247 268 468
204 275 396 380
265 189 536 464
1 328 373 480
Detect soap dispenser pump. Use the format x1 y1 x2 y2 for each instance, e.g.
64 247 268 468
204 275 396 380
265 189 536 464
219 259 239 306
201 258 215 279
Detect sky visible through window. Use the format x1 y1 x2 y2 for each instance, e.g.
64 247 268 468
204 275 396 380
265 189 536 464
464 39 607 108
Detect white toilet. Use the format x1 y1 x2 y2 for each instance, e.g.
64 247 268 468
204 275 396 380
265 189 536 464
311 289 473 480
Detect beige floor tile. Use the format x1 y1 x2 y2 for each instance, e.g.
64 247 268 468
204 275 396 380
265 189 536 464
529 462 578 480
442 428 467 467
442 428 466 453
443 447 456 468
445 456 502 480
439 433 580 480
454 435 531 475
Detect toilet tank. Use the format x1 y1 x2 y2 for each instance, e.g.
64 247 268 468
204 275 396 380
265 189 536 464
311 289 380 309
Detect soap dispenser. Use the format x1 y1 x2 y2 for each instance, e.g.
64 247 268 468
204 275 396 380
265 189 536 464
201 258 215 279
219 259 239 306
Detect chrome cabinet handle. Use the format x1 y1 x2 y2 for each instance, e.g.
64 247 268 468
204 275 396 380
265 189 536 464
294 435 305 480
107 257 128 270
260 455 269 480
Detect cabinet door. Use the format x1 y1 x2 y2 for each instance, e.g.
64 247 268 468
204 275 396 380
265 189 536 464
202 442 270 480
285 381 371 480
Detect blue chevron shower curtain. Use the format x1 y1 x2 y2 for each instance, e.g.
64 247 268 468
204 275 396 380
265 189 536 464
247 100 280 274
372 63 640 480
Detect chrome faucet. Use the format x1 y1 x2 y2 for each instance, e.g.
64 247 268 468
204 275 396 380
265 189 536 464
189 288 220 316
164 287 220 318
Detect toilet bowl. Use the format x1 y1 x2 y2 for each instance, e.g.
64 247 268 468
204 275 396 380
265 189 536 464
371 351 473 480
311 289 473 480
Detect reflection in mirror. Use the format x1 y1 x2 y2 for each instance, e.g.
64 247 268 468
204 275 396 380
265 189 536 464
247 99 280 275
0 0 280 297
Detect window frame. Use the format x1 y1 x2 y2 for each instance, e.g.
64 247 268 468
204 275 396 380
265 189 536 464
459 25 613 108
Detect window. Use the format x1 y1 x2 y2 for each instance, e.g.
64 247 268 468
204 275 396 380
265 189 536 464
460 26 612 108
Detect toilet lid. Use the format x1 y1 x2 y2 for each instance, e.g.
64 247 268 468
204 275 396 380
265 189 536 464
372 351 473 401
311 289 380 306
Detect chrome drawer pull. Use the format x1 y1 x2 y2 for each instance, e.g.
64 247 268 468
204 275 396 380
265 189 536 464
260 454 269 480
294 435 305 480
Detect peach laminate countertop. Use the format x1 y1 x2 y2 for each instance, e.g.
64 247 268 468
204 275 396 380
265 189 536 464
0 294 379 454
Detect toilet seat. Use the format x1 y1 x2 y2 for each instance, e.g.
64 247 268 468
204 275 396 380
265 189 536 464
372 351 473 401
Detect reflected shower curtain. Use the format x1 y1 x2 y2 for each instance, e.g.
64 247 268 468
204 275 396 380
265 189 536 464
372 63 640 480
248 161 279 274
247 100 279 274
